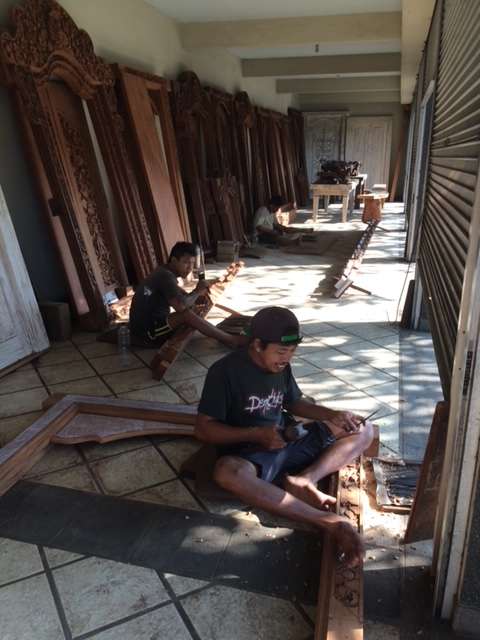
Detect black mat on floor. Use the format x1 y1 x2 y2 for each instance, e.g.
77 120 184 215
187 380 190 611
0 481 322 604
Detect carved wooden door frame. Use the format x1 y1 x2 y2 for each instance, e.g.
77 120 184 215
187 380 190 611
0 0 159 328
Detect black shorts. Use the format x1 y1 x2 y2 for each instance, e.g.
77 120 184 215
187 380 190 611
221 421 336 484
131 318 174 347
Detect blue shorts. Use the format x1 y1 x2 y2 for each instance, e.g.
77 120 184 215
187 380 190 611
221 421 336 484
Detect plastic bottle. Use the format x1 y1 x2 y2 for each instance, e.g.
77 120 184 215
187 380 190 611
196 245 206 280
117 324 130 366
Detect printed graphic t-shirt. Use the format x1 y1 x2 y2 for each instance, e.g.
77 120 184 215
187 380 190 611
129 266 186 335
198 348 302 429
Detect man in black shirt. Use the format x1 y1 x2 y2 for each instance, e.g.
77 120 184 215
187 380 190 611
196 306 374 567
129 242 242 348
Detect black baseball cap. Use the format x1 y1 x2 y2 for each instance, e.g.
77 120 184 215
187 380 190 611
247 307 302 345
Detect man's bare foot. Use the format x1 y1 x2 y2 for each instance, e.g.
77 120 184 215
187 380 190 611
284 474 337 510
330 521 364 568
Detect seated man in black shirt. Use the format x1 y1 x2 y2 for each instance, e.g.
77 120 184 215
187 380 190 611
196 306 374 567
129 241 241 348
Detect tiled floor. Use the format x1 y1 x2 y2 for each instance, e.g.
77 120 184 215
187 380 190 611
0 203 443 639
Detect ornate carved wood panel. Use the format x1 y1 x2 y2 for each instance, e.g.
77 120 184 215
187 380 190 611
0 0 161 328
172 72 247 252
116 66 191 261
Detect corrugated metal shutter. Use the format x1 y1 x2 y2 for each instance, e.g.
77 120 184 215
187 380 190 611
418 0 480 397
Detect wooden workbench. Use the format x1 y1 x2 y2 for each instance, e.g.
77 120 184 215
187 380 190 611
310 182 356 223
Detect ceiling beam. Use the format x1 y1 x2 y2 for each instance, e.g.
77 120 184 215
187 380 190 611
277 75 400 94
243 53 400 78
179 13 401 49
298 91 401 105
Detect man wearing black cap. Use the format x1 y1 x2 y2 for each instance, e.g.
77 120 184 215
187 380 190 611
196 306 374 567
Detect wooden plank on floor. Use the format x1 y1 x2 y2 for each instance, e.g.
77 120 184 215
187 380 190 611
0 396 78 496
404 401 450 543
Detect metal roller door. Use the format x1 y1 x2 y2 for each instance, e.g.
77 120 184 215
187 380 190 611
418 0 480 398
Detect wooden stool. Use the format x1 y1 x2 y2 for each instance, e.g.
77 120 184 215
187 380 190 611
358 191 389 223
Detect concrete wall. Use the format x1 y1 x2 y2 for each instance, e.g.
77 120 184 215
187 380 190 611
297 97 406 194
0 0 294 302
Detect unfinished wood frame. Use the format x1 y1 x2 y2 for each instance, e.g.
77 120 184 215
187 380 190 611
150 261 243 380
0 0 163 328
0 394 196 497
115 65 191 261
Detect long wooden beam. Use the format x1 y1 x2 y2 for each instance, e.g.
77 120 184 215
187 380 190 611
242 53 401 79
277 76 400 95
179 14 401 49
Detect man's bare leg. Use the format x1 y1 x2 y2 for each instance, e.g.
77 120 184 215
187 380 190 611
214 456 363 567
168 309 245 348
284 423 374 510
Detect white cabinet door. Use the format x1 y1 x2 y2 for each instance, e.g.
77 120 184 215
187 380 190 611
304 112 347 184
0 185 49 374
345 116 392 188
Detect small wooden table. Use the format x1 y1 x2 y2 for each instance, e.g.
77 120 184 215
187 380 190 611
358 191 389 223
310 182 356 223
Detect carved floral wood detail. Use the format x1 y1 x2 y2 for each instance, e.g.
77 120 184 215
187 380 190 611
0 0 164 328
59 113 118 287
0 0 113 95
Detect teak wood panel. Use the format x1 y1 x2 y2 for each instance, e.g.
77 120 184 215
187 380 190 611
404 401 450 543
116 66 191 260
234 91 257 225
172 71 211 249
288 108 309 206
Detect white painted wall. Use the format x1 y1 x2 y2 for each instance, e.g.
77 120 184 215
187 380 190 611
60 0 294 113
